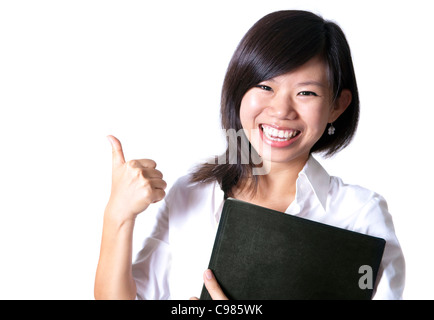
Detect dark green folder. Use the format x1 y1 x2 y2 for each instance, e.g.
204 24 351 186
200 198 386 300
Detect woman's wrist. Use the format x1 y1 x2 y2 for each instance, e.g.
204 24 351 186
103 203 137 232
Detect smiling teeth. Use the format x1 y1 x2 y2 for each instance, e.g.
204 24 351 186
261 125 300 141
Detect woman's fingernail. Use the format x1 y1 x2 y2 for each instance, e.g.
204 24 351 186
205 269 213 280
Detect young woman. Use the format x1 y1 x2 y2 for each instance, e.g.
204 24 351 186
94 10 405 300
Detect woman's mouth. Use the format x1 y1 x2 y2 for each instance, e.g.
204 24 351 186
260 124 301 142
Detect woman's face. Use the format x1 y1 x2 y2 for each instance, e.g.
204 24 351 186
240 56 349 165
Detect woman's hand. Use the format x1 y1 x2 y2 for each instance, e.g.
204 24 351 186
190 269 229 300
105 135 167 223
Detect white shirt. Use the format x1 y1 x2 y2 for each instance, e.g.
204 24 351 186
132 155 405 300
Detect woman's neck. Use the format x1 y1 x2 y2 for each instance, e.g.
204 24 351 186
233 154 309 212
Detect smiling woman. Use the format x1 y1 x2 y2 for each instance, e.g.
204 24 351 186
95 9 405 300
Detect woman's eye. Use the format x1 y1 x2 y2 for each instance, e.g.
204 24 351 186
255 84 273 91
298 91 318 96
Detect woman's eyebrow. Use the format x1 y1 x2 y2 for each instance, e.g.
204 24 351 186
296 80 326 88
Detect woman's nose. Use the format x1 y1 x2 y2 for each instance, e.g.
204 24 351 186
266 95 297 120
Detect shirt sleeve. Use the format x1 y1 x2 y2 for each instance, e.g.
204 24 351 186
132 197 171 300
353 193 406 300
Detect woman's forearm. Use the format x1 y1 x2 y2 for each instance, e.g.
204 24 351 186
94 210 137 300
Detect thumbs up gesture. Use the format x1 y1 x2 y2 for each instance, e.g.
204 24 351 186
105 135 167 222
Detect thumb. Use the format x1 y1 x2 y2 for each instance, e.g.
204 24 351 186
107 135 126 168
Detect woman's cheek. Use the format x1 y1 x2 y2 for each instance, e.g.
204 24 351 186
240 91 265 131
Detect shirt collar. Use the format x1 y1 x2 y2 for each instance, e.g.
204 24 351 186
212 155 330 222
298 155 330 212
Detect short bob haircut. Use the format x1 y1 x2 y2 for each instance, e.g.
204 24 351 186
191 10 359 197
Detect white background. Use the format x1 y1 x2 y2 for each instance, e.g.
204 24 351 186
0 0 433 299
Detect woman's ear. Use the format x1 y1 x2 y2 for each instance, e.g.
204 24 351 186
329 89 352 123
